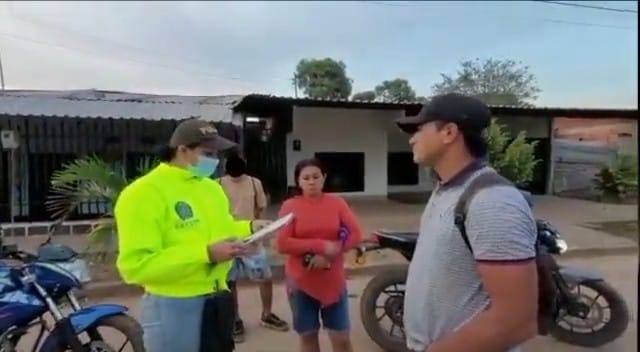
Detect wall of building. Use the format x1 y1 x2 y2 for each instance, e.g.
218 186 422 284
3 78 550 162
386 120 436 192
551 117 638 198
495 116 550 139
286 106 404 196
386 115 551 193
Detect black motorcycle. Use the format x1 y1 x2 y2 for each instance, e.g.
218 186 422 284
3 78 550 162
356 219 630 351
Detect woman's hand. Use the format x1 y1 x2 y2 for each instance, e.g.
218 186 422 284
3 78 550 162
323 241 341 259
207 238 245 263
307 254 331 270
241 242 260 256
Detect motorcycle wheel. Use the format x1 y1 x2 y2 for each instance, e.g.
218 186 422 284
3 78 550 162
360 264 409 352
551 280 629 348
52 315 145 352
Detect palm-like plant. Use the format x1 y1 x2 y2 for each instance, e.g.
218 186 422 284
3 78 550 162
46 155 157 260
484 118 540 187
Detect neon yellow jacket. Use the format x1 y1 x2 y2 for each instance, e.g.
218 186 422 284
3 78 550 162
115 163 252 297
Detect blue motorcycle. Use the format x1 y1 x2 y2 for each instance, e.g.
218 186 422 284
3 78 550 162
0 237 144 352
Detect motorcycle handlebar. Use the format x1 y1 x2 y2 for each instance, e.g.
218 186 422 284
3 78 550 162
0 245 38 262
355 241 381 255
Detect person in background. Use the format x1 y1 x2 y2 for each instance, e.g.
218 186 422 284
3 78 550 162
396 93 538 352
219 154 290 343
115 119 271 352
276 158 363 352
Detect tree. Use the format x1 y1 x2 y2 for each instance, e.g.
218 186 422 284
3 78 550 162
431 58 541 106
293 58 352 99
352 90 376 101
484 118 540 187
46 155 157 260
374 78 417 102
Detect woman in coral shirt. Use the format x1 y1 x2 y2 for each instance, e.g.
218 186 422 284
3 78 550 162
276 158 363 352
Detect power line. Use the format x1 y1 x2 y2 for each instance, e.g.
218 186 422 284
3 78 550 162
6 4 249 82
357 0 635 30
355 1 411 7
6 4 292 87
536 1 638 14
536 17 635 30
0 31 261 90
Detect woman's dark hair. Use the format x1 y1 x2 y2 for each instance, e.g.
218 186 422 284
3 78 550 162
154 142 200 162
292 158 326 195
155 144 176 162
225 154 247 177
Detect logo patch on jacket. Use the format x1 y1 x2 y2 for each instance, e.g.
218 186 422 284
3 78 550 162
174 201 194 220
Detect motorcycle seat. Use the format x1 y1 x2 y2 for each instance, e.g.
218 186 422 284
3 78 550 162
376 230 419 242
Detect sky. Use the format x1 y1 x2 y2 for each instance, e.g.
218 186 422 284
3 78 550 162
0 1 637 108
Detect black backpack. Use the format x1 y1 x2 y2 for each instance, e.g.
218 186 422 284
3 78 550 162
453 171 558 335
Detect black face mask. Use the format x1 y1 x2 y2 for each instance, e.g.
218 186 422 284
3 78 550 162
226 158 247 177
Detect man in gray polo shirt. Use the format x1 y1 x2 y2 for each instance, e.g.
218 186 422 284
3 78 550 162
395 93 539 352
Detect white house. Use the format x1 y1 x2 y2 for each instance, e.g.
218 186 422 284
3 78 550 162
234 94 637 203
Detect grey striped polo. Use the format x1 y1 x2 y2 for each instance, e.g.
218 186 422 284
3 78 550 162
403 163 537 352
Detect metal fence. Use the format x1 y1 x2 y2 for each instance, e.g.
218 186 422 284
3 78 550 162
0 115 241 223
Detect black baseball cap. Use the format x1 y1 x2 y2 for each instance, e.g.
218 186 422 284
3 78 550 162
395 93 490 134
169 119 236 151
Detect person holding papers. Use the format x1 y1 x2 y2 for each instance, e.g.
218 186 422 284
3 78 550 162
276 158 364 352
114 119 270 352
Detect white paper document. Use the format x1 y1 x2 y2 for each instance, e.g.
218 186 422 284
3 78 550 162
243 212 295 244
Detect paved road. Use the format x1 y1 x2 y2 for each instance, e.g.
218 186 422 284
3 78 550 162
16 254 637 352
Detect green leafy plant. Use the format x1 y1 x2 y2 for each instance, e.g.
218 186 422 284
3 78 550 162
484 118 540 187
46 155 158 259
593 153 638 201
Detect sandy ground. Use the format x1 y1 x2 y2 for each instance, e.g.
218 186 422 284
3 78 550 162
15 254 638 352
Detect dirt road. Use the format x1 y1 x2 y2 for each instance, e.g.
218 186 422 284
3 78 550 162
16 254 637 352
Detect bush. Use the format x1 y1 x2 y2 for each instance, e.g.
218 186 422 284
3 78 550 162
484 118 540 187
593 153 638 201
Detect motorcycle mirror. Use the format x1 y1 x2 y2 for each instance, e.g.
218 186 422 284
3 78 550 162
41 220 65 247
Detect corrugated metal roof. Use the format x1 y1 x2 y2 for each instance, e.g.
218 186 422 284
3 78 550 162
0 89 244 122
243 94 638 111
2 90 637 121
244 94 420 105
239 94 638 118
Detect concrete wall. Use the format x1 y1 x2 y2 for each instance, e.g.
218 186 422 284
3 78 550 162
386 115 550 193
386 119 436 192
495 116 550 139
286 106 404 196
283 110 551 196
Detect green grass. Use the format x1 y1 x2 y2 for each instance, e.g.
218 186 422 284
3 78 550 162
581 220 639 243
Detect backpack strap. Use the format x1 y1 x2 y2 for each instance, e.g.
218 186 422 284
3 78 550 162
250 177 259 211
454 172 513 253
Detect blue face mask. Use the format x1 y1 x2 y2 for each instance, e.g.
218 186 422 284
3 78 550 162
189 156 220 178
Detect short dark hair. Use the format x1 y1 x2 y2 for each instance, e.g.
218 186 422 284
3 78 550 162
293 158 326 194
434 121 488 158
463 132 488 158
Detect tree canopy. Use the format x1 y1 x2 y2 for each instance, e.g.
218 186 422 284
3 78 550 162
293 58 352 99
374 78 417 102
352 90 376 101
431 58 541 106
